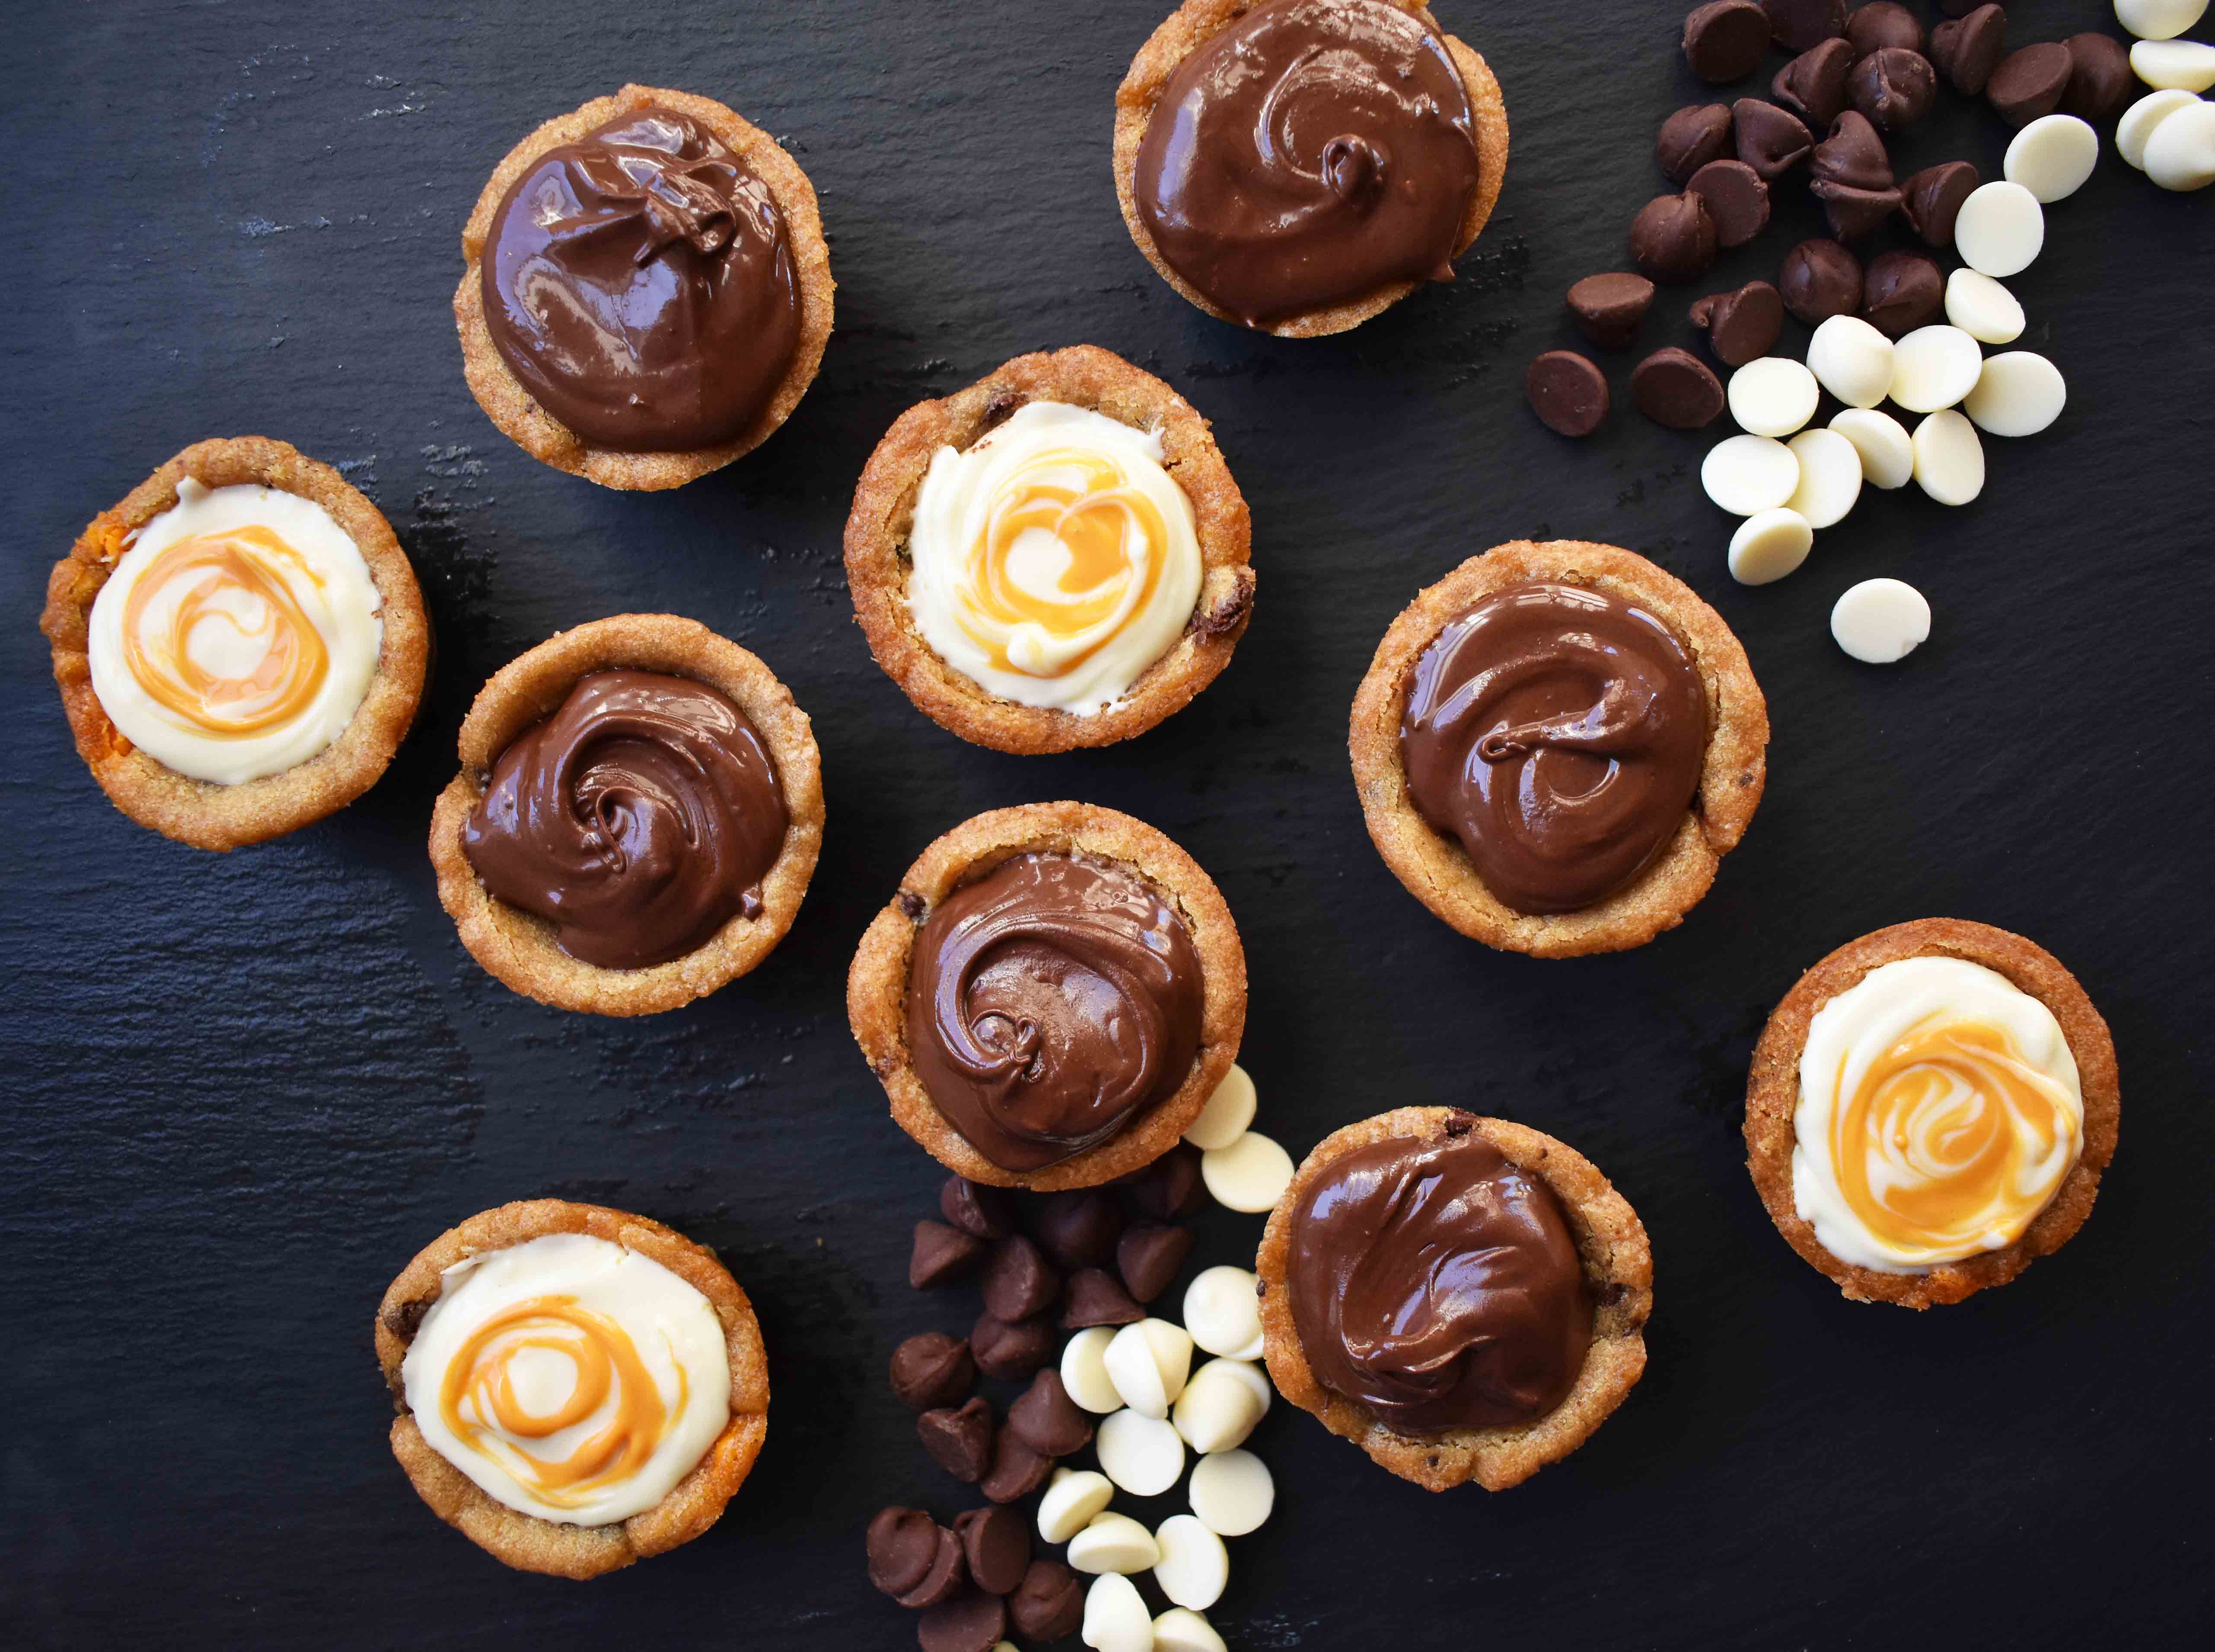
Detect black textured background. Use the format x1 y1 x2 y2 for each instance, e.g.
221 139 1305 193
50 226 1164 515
5 2 2212 1646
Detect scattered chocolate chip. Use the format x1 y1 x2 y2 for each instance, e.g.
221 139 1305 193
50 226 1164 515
1849 47 1935 130
1861 251 1944 336
979 1429 1055 1504
1524 350 1611 437
953 1505 1033 1597
1900 161 1979 249
910 1220 986 1290
1773 37 1854 125
869 1506 942 1598
1061 1267 1146 1329
1734 98 1815 180
1565 271 1656 348
1809 111 1902 239
1764 0 1846 51
1689 280 1785 366
1119 1144 1206 1220
970 1313 1055 1380
1630 191 1719 284
1687 158 1771 246
1657 103 1735 183
1930 4 2007 97
981 1235 1059 1323
1845 2 1922 57
1033 1191 1122 1269
1989 42 2071 128
1683 1 1773 83
919 1588 1007 1652
1779 237 1864 325
940 1178 1014 1241
899 1525 970 1610
918 1396 996 1484
2061 32 2132 123
1007 1368 1094 1458
1630 347 1728 430
1010 1559 1086 1642
891 1332 976 1411
1116 1222 1195 1303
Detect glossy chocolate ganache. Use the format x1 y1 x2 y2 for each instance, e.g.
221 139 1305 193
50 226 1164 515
1287 1129 1592 1432
480 105 801 452
906 853 1205 1172
1132 0 1483 325
463 670 787 970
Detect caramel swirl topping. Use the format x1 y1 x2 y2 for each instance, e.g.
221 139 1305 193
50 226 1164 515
119 526 331 737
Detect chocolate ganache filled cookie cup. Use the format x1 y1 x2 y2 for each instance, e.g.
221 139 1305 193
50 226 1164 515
1351 540 1768 957
848 802 1246 1189
1114 0 1510 337
430 614 822 1016
1257 1107 1652 1492
456 84 833 490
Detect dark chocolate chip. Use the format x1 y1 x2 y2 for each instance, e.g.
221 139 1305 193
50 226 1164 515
2061 32 2133 123
1061 1267 1146 1329
1524 350 1611 438
981 1235 1059 1323
918 1396 996 1484
1809 110 1901 239
1683 1 1773 83
979 1430 1055 1504
1861 251 1944 337
1116 1222 1195 1303
1689 280 1785 366
1565 271 1656 348
1773 37 1854 125
1763 0 1847 52
896 891 927 920
891 1332 976 1411
1845 2 1922 58
953 1505 1033 1597
919 1588 1007 1652
1033 1190 1123 1270
898 1525 969 1610
1006 1368 1095 1458
1630 347 1727 430
1779 237 1864 325
970 1313 1056 1380
1989 42 2071 127
1629 191 1719 284
940 1177 1014 1241
381 1298 432 1343
1118 1143 1206 1220
1687 158 1771 246
1010 1559 1086 1642
868 1506 942 1598
1734 98 1815 179
910 1220 986 1290
1658 103 1735 184
1849 46 1935 130
1900 161 1979 250
1930 5 2007 97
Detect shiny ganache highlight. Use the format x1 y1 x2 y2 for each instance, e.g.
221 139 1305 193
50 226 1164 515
463 670 786 970
905 853 1205 1172
1132 0 1482 325
1287 1129 1592 1432
1400 582 1708 914
480 105 800 452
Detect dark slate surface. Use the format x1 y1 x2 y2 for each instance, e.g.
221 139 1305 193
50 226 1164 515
4 1 2210 1645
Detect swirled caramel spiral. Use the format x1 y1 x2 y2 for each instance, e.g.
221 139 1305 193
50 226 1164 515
119 526 331 736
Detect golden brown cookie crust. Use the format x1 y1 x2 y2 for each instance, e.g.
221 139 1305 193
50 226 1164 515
844 345 1256 754
1349 540 1769 957
429 614 823 1016
373 1199 769 1579
454 84 834 491
1112 0 1511 338
848 802 1247 1189
1743 918 2120 1310
39 436 430 851
1256 1106 1651 1492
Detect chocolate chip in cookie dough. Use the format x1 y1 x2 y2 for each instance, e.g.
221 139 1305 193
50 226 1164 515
981 1235 1059 1323
1658 103 1735 183
919 1588 1007 1652
1033 1189 1122 1269
1687 159 1772 246
1809 111 1902 239
1989 43 2072 128
1773 37 1854 125
1690 280 1785 366
891 1332 976 1411
1006 1367 1096 1458
1734 99 1815 179
970 1312 1056 1379
2061 32 2133 123
1930 5 2007 97
1010 1559 1086 1642
1901 161 1979 249
1845 2 1923 58
1684 1 1774 84
1565 272 1656 349
1862 251 1944 337
918 1396 996 1484
910 1220 986 1289
1763 0 1846 52
1631 347 1728 430
1849 47 1936 131
1061 1267 1147 1329
1119 1143 1208 1220
869 1506 944 1598
979 1429 1055 1504
1525 350 1611 438
953 1504 1033 1596
1630 191 1720 284
940 1176 1014 1240
1780 237 1864 325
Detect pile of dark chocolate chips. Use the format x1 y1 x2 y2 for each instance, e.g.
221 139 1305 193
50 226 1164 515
867 1150 1208 1651
1527 2 2135 438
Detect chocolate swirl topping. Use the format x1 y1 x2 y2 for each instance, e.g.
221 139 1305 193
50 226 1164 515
906 853 1205 1173
1399 582 1708 915
1132 0 1483 325
1287 1130 1591 1433
480 105 800 452
462 670 787 970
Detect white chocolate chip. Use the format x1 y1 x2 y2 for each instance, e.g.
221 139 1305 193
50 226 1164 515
1152 1516 1230 1612
994 1643 1020 1652
2116 0 2208 41
1068 1510 1161 1576
1103 1319 1192 1419
1039 1467 1116 1544
1831 578 1931 665
1943 269 2025 345
1182 1266 1265 1360
1181 1063 1256 1151
1700 433 1801 516
1095 1407 1186 1497
1954 182 2044 278
2118 88 2200 168
1061 1326 1125 1415
1172 1358 1269 1454
2144 99 2215 189
1199 1131 1293 1213
1785 429 1863 529
1082 1572 1155 1652
2132 38 2215 92
1888 325 1985 414
1203 1354 1272 1414
1829 408 1915 490
2004 115 2100 202
1964 351 2068 438
1727 357 1821 437
1152 1610 1228 1652
1188 1448 1275 1537
1806 315 1894 410
1911 409 1986 506
1726 509 1814 586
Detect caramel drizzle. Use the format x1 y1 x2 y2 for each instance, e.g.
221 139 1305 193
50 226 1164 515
119 526 330 736
437 1294 686 1507
1830 1014 2080 1260
956 446 1170 675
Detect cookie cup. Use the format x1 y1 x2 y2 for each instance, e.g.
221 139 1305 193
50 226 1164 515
40 436 429 851
373 1199 769 1579
1743 918 2120 1309
1350 540 1768 957
1112 0 1510 337
1257 1107 1651 1492
845 345 1256 753
455 83 834 491
429 614 823 1016
848 801 1246 1189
